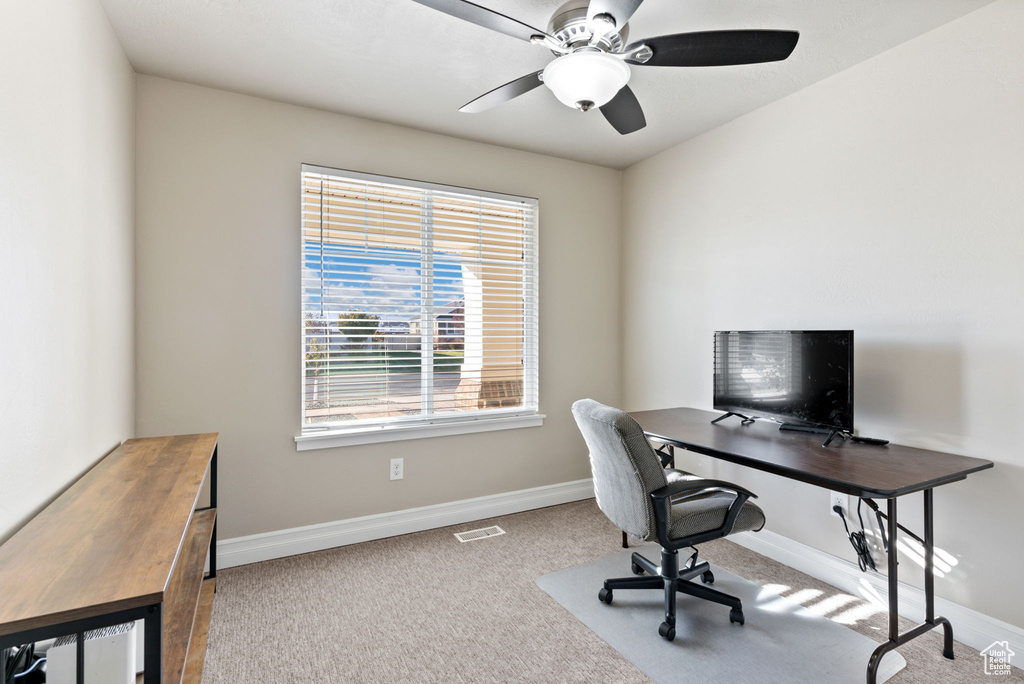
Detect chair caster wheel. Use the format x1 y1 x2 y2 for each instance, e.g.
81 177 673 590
658 622 676 641
598 587 613 604
631 562 644 575
730 608 745 625
701 570 714 584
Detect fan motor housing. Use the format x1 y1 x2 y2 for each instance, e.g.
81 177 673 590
547 0 629 52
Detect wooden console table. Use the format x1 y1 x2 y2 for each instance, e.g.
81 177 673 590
0 434 219 684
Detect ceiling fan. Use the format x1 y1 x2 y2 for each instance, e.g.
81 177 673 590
412 0 799 134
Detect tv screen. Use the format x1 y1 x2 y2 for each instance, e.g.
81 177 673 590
713 330 853 431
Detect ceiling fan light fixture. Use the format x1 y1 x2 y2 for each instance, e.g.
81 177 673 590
542 51 630 111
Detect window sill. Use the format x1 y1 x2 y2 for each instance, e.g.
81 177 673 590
294 413 546 451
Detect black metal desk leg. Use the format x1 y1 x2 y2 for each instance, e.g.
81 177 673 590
866 490 955 684
924 488 955 659
144 605 162 683
1 646 8 684
925 488 934 621
76 632 85 683
867 498 901 684
888 498 899 639
210 444 218 581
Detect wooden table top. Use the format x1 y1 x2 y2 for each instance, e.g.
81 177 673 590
0 433 218 636
630 408 993 498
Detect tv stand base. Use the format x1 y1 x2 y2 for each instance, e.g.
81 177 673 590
711 412 755 426
778 422 831 434
779 423 850 447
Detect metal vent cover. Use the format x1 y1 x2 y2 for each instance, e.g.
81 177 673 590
454 525 506 543
53 622 134 646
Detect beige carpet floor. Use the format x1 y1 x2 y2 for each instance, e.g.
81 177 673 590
203 500 1021 683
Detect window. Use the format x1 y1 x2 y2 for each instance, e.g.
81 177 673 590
296 165 540 449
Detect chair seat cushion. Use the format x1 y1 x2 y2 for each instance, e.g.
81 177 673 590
669 492 766 541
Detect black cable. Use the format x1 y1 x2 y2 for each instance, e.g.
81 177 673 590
835 504 876 572
5 645 33 679
857 498 870 542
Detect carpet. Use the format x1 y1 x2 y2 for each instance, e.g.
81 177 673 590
202 501 1015 683
537 543 906 684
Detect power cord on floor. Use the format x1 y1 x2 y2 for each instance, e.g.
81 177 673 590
834 499 876 572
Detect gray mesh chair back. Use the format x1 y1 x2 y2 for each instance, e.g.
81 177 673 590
571 398 669 542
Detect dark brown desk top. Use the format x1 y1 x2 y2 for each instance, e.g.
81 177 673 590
631 407 993 498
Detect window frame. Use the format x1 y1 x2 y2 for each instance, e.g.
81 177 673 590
295 164 543 450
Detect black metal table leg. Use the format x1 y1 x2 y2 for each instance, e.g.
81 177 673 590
866 489 955 684
924 488 955 659
1 645 8 684
867 499 901 683
76 631 85 683
210 444 218 582
144 604 162 683
887 497 899 639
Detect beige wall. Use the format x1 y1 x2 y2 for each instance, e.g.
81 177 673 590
0 0 135 541
621 0 1024 627
134 76 621 539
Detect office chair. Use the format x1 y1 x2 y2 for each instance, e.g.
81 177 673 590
571 399 766 641
619 441 696 548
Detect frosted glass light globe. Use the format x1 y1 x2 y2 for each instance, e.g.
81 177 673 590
542 51 631 111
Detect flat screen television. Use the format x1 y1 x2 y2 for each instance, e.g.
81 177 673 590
713 330 853 431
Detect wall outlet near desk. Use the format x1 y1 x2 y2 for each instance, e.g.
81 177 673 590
829 491 848 518
390 458 404 480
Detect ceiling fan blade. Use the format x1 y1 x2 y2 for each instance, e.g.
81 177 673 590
626 30 799 67
600 85 646 135
412 0 552 43
587 0 645 30
460 71 545 113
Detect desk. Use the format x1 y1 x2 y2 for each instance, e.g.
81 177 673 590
630 407 994 684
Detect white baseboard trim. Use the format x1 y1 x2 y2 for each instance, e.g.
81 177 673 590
217 478 595 569
732 529 1024 655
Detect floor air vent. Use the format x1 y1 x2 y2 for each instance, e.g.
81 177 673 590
454 525 506 543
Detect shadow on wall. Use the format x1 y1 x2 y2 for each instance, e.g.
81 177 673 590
856 342 963 445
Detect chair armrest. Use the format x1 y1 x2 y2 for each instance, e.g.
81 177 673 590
650 479 757 549
650 479 758 502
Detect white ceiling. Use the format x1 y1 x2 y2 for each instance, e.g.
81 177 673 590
99 0 994 169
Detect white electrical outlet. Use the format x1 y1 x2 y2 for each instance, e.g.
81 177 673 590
830 491 848 518
390 458 404 480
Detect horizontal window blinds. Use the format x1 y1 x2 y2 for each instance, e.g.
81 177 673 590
301 165 538 431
